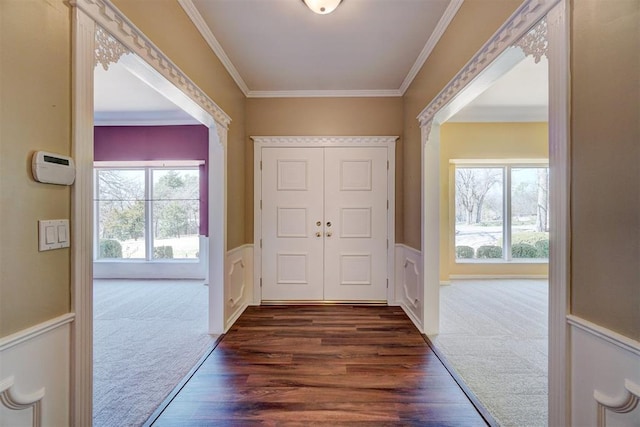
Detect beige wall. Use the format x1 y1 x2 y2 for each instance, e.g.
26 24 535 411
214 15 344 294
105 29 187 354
245 97 404 242
112 0 247 249
0 0 72 336
570 0 639 340
440 122 549 281
0 0 247 337
402 0 522 250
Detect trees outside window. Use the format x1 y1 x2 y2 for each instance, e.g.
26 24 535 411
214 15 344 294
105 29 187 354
95 166 200 260
455 164 549 261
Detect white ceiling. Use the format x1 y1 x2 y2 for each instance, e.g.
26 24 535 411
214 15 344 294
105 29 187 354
186 0 455 96
93 0 548 124
94 56 198 125
449 55 549 122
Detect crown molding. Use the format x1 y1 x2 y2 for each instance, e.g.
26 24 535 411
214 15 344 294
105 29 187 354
251 136 398 146
399 0 464 95
247 89 402 98
180 0 460 99
178 0 250 97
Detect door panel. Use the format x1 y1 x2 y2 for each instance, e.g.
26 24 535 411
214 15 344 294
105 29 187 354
324 147 388 301
261 148 324 300
261 146 388 302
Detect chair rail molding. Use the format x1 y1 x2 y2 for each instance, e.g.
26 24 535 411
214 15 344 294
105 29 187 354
0 314 75 352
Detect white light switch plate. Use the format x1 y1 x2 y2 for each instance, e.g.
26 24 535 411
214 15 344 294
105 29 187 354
39 219 70 251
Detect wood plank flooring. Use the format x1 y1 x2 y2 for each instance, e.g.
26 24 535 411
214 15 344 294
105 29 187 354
150 305 487 426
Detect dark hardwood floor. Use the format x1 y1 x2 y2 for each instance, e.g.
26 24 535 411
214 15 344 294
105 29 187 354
150 305 487 426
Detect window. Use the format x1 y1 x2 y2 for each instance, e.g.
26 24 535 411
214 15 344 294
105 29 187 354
95 165 201 261
454 163 549 261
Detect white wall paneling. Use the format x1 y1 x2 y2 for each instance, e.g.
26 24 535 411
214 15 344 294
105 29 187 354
569 315 640 427
225 245 253 331
395 244 423 331
0 314 74 427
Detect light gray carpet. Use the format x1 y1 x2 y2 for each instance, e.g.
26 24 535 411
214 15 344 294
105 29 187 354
93 280 217 427
429 279 548 427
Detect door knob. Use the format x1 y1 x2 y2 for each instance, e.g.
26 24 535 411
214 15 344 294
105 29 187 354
326 231 333 237
316 221 322 227
326 221 332 227
316 231 322 237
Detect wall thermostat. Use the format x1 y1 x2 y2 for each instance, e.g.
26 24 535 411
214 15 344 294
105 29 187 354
32 151 76 185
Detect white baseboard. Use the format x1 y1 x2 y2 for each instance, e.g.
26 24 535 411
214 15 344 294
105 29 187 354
569 315 640 427
0 314 73 427
225 244 253 331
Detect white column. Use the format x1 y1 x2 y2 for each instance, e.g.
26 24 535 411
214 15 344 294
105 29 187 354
421 121 440 335
70 6 95 427
209 124 227 334
547 1 571 425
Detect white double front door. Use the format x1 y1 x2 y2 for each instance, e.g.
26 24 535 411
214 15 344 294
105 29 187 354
261 146 388 302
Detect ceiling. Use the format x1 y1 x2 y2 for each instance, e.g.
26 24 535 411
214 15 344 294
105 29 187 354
449 55 548 122
93 0 548 124
185 0 456 96
94 57 198 125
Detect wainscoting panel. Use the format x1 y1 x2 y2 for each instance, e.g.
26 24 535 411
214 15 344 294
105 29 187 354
0 314 73 427
225 244 253 330
569 315 640 427
395 244 423 331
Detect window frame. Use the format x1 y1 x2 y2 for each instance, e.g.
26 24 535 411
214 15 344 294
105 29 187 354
451 159 549 264
93 160 204 263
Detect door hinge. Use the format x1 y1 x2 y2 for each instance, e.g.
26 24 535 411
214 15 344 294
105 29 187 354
387 200 389 209
387 160 389 170
260 238 262 248
260 200 262 210
386 278 389 288
260 278 262 287
387 239 389 249
260 160 262 170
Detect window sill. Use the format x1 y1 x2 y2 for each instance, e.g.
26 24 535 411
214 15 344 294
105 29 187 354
94 259 200 263
455 259 549 264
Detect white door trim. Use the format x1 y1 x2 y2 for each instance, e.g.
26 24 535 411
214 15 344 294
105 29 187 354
416 0 569 426
252 136 397 305
70 0 230 424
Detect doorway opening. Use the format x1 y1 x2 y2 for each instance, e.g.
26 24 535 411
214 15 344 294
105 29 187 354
430 49 550 426
418 2 570 426
92 37 218 426
71 6 230 423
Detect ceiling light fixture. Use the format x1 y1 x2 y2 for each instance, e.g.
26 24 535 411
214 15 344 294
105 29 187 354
302 0 343 15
